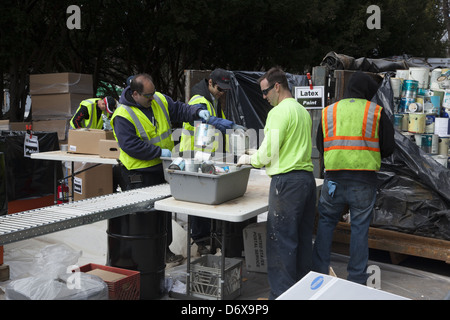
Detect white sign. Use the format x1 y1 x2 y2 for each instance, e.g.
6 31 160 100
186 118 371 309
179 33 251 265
24 135 39 158
294 86 325 109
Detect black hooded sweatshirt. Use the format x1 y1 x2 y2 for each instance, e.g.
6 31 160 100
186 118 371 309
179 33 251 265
316 72 395 184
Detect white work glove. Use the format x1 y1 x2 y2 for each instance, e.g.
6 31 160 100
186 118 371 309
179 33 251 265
232 124 247 131
161 149 172 158
198 110 211 122
237 154 252 167
246 148 257 155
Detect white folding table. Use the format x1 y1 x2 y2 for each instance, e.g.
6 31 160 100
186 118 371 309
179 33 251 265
155 169 323 299
31 150 118 203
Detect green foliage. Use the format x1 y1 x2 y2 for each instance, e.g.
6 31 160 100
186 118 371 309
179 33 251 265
1 0 446 120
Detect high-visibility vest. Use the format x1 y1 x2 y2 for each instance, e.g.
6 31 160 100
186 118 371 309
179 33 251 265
179 95 228 153
70 98 105 129
322 98 382 171
110 92 174 170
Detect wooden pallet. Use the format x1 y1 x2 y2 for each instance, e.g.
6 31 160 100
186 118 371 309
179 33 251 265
332 222 450 264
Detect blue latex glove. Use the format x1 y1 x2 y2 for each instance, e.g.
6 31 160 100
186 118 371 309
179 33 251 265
198 110 211 122
327 181 337 198
161 149 172 158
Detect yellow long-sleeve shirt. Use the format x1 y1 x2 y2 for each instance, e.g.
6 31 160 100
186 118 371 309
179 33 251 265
251 97 313 176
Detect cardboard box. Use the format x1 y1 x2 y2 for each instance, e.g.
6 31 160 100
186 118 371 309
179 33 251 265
243 222 267 273
68 129 115 155
86 269 127 282
70 162 113 201
99 139 120 159
9 122 31 131
435 117 450 137
30 73 93 95
277 271 409 300
32 119 70 140
31 93 92 120
0 120 10 130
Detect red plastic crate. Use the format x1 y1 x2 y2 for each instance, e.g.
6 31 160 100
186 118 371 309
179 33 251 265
79 263 140 300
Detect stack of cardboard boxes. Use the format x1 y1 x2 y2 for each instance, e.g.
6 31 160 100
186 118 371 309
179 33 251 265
29 72 94 142
28 72 120 200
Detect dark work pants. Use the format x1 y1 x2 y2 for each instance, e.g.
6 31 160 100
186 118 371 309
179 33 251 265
267 170 316 300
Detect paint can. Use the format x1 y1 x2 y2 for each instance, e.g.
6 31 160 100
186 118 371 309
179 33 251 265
413 134 422 147
401 113 409 131
430 69 442 90
194 151 211 162
421 134 439 154
401 80 419 99
409 67 430 89
184 159 200 172
425 115 435 134
396 69 409 80
427 95 441 115
194 123 215 148
408 113 426 133
421 134 433 153
393 114 403 131
201 160 216 174
398 97 415 113
439 138 449 156
431 134 439 154
408 102 423 113
168 157 185 170
432 155 448 168
390 78 402 98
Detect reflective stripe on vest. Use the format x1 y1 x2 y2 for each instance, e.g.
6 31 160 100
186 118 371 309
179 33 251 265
323 100 381 152
83 99 97 128
120 97 172 145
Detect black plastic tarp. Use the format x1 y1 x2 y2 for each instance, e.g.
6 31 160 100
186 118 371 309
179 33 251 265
373 74 450 240
320 51 425 73
225 71 308 131
0 131 61 201
0 152 6 215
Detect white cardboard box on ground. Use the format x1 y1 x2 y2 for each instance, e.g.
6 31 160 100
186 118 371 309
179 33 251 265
277 271 409 300
242 222 267 273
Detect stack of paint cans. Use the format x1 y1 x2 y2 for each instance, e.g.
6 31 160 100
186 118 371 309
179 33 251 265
393 68 450 167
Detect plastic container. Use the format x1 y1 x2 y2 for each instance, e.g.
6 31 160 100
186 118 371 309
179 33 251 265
165 166 252 205
189 255 242 300
79 263 140 300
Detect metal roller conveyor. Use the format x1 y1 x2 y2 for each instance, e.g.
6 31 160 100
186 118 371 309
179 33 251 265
0 184 171 246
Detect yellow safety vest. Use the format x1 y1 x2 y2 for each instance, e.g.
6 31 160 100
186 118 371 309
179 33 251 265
70 98 106 129
322 98 382 171
111 92 174 170
179 95 228 153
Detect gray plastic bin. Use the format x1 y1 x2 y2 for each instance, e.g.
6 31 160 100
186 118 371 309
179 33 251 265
165 166 252 205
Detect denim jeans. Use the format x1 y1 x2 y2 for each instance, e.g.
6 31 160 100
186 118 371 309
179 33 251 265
267 170 316 299
312 178 376 285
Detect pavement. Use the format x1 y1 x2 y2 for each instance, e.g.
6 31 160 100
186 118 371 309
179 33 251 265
1 217 449 300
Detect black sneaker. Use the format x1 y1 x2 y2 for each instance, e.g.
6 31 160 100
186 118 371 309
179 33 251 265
197 244 210 255
166 250 183 264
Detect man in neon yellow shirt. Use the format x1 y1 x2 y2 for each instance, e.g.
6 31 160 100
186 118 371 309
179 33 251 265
237 67 316 299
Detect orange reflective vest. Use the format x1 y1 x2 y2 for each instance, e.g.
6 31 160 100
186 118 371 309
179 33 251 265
322 98 382 171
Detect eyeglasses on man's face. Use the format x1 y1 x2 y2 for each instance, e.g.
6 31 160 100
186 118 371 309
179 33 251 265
140 90 156 98
261 83 276 96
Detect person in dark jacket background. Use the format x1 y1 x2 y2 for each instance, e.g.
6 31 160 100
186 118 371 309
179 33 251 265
313 72 395 285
